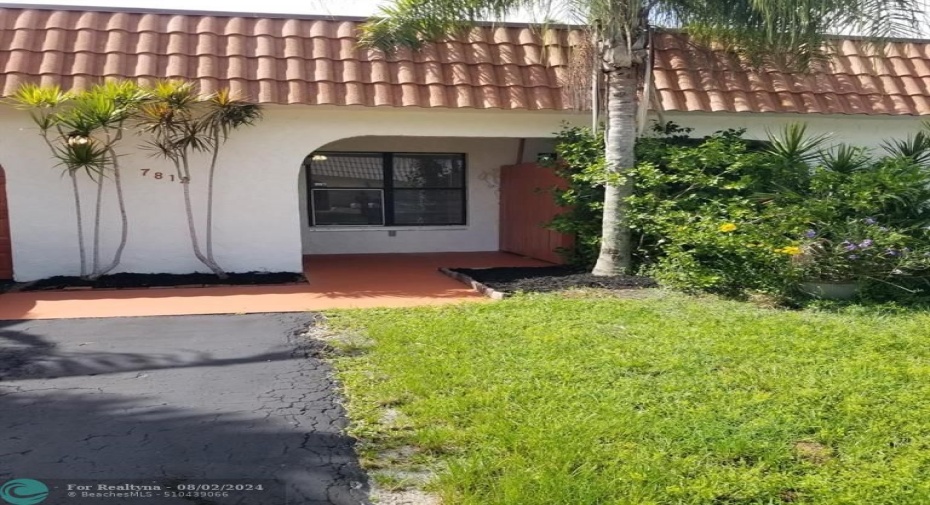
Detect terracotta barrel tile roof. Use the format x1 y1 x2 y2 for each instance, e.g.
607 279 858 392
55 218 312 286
2 6 930 114
651 32 930 115
0 7 576 110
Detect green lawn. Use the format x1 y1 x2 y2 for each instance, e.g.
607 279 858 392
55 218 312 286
323 292 930 505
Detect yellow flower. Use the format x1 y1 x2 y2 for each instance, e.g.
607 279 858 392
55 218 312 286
719 223 738 233
776 246 802 255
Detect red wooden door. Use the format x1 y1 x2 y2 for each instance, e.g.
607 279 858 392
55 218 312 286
499 163 574 264
0 166 12 280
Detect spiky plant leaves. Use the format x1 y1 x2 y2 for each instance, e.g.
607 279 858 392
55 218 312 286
821 144 872 174
766 123 831 168
53 136 110 180
199 89 263 143
881 131 930 164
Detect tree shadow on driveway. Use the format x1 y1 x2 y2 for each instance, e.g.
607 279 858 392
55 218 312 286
0 319 307 381
0 314 370 505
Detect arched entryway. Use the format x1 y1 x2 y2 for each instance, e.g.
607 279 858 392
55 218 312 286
0 166 12 280
299 135 557 256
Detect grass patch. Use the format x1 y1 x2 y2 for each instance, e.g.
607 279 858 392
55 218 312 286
324 292 930 504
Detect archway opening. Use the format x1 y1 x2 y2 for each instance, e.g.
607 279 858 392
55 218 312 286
297 135 556 257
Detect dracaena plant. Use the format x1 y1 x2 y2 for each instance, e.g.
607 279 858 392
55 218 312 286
361 0 924 277
10 81 148 279
137 81 261 278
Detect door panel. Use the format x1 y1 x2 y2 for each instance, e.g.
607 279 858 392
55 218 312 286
0 166 12 280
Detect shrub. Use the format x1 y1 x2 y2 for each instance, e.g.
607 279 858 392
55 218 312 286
627 125 803 295
545 125 606 266
547 121 930 301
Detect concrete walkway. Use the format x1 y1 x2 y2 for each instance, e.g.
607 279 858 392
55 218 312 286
0 313 369 504
0 252 548 320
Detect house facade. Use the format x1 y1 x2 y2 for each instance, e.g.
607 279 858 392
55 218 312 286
0 6 927 281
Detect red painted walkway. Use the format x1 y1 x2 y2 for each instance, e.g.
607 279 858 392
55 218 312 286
0 252 548 320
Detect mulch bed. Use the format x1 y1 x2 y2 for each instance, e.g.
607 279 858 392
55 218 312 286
1 271 305 293
447 266 657 294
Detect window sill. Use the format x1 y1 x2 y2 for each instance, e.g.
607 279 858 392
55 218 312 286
307 226 469 232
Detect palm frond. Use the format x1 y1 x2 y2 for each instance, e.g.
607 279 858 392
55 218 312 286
359 0 528 51
821 143 872 173
9 83 71 132
141 138 182 164
766 123 831 167
669 0 924 71
883 130 930 164
199 88 263 142
52 137 110 178
8 83 70 109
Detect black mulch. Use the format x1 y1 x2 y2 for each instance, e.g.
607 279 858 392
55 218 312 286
2 271 305 293
449 265 657 294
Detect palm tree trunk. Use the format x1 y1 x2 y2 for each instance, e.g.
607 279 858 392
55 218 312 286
88 173 105 279
69 171 88 279
205 131 220 266
180 159 227 278
592 66 637 276
95 150 128 277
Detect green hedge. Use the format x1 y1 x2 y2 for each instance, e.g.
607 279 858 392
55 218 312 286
548 122 930 302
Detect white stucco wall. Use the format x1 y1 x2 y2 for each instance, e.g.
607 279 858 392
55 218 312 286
3 104 926 282
0 105 582 281
299 136 520 255
659 112 927 150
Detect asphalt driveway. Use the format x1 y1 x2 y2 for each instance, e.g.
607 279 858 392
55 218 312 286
0 313 369 504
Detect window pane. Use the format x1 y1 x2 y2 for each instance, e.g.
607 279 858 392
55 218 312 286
393 189 464 225
309 153 384 188
393 154 465 188
312 189 384 225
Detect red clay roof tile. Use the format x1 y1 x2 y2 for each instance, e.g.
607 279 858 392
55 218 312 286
0 6 573 110
651 32 930 115
3 7 930 114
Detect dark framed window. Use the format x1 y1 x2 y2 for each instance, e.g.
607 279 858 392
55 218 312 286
307 152 466 226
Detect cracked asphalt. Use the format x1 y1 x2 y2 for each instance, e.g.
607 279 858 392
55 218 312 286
0 313 370 504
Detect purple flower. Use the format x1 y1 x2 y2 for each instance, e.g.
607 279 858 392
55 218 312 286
842 241 858 251
864 217 878 225
886 248 900 257
859 239 874 249
804 229 817 238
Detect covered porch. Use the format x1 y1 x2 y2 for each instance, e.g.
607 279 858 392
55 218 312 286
0 252 549 320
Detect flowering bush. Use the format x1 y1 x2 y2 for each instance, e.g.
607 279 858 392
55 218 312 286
625 125 806 294
648 217 799 295
548 121 930 301
793 219 930 283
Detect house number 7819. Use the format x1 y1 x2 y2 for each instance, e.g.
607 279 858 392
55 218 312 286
140 169 178 182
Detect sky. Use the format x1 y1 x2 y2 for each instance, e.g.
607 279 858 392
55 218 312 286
1 0 924 35
0 0 389 16
0 0 541 19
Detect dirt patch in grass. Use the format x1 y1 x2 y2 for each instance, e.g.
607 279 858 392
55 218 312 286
793 441 833 464
449 265 656 294
371 488 440 505
2 271 305 292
